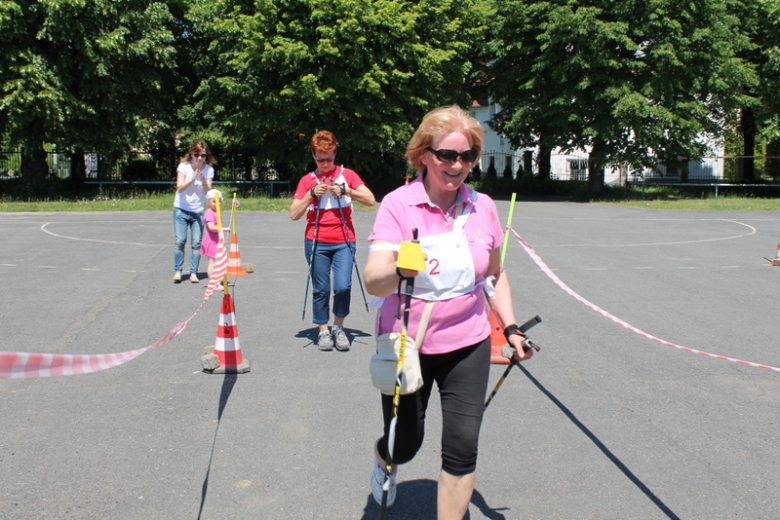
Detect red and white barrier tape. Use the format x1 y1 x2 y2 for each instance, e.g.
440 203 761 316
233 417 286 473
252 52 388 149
1 234 230 379
507 226 780 373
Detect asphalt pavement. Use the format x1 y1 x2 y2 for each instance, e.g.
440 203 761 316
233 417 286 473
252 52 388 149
0 201 779 520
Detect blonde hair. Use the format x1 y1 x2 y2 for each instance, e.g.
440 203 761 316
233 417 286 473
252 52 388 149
406 105 484 171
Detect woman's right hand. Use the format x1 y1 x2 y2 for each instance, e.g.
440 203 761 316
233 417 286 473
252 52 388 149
396 266 419 278
311 184 326 198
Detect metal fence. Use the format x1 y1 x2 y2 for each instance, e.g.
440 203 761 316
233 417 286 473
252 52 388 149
0 149 283 183
4 149 780 188
635 156 780 183
540 154 780 185
478 151 522 178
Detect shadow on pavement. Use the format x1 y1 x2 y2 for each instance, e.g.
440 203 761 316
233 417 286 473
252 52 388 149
359 479 508 520
196 372 238 520
295 326 373 349
516 364 681 520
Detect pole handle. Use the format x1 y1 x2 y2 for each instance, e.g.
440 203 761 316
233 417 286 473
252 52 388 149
518 315 542 333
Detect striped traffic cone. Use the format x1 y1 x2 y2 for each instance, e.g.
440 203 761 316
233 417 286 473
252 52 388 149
201 293 250 373
226 232 249 276
773 236 780 266
489 310 511 364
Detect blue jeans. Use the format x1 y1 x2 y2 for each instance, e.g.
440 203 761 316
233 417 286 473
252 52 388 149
305 239 355 325
173 207 204 273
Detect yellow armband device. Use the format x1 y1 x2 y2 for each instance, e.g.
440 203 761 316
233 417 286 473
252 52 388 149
396 240 425 271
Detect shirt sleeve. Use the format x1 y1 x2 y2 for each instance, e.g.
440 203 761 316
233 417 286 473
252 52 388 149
343 168 365 189
293 175 314 200
367 189 405 244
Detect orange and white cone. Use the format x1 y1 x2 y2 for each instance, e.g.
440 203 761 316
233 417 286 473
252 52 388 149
773 236 780 266
489 310 511 364
227 232 249 276
202 293 250 373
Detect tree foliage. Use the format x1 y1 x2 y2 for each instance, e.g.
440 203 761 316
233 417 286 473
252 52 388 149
1 0 778 191
722 0 780 180
186 0 488 180
0 0 180 180
487 0 759 189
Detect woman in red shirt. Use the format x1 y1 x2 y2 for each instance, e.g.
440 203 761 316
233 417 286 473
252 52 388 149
290 131 375 351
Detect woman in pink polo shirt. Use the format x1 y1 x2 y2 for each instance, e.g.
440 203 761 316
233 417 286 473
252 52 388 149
364 105 534 517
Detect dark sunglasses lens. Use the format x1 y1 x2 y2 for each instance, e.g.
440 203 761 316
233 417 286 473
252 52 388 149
428 147 478 163
461 149 478 162
437 150 459 162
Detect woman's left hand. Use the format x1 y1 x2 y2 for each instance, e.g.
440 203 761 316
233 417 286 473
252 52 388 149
508 333 534 362
328 184 344 197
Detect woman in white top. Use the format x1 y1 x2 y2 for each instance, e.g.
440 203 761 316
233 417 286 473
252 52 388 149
172 140 214 283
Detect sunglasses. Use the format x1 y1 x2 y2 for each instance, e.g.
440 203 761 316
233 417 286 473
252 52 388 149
192 153 206 158
426 147 479 163
314 157 335 163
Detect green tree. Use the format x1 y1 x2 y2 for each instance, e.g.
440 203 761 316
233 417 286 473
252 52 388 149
187 0 488 182
763 1 780 179
487 0 757 191
0 0 181 182
726 0 780 181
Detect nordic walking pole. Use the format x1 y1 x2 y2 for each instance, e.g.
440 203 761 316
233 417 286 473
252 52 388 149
228 192 238 280
214 192 229 294
379 228 419 520
486 194 517 359
230 191 239 238
501 192 517 263
486 192 516 332
484 315 542 410
302 178 324 320
331 172 369 312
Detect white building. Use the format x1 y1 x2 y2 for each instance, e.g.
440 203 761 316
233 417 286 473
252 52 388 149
470 100 725 184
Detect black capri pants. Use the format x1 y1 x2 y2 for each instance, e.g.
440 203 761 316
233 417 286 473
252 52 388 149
378 336 491 476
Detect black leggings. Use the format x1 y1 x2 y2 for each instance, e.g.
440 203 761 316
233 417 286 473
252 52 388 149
377 337 491 476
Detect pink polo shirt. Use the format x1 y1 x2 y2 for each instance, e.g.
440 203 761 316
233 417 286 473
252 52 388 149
368 176 503 354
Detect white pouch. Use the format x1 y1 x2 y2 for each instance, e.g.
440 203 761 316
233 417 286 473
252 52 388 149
369 301 434 395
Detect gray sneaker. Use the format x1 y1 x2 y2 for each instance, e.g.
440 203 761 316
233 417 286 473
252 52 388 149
371 456 397 506
332 325 350 351
317 330 334 351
